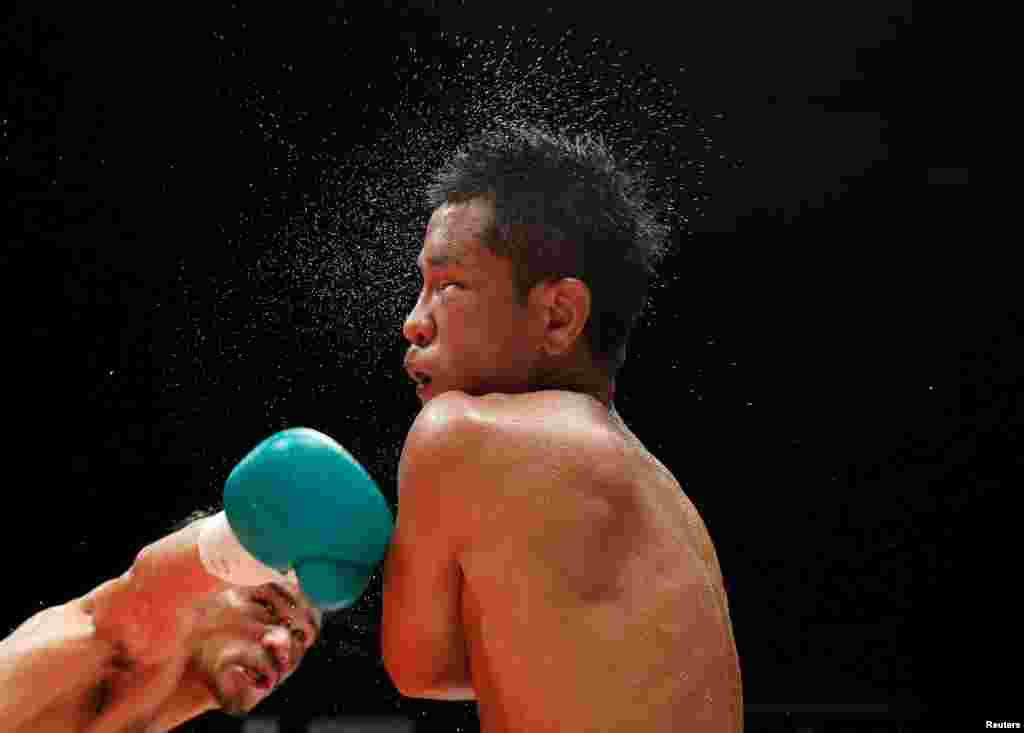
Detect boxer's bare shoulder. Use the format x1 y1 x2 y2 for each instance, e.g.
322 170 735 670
449 389 744 732
0 566 188 733
0 597 123 732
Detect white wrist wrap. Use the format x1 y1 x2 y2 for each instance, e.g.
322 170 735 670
198 511 295 587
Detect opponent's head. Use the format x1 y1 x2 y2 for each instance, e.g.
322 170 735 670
402 121 669 402
186 580 323 716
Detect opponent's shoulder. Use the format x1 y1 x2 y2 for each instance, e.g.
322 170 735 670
0 599 120 728
403 389 616 478
73 564 189 667
485 390 620 451
403 390 487 464
2 599 100 652
407 389 478 433
400 390 548 483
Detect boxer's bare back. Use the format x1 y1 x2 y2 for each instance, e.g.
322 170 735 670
1 594 184 733
1 517 317 733
455 389 743 732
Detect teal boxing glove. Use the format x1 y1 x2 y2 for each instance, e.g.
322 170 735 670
199 427 393 610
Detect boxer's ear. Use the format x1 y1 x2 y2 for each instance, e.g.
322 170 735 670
535 277 591 358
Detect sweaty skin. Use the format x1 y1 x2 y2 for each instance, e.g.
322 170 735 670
474 391 742 732
392 390 744 733
0 520 321 733
388 195 742 731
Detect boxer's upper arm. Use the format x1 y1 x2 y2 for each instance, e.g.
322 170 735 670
0 600 119 728
0 519 227 727
85 518 228 665
383 391 480 698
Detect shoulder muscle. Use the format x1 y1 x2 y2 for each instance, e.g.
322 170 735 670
383 392 483 690
0 601 118 727
401 391 486 479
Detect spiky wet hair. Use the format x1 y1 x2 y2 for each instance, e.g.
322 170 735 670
425 120 671 376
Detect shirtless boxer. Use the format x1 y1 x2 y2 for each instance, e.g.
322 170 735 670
382 123 744 732
0 519 321 732
1 428 392 732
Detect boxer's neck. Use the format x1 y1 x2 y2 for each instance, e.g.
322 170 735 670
147 668 219 732
530 360 614 409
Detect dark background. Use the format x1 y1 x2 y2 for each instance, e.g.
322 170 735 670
4 2 997 731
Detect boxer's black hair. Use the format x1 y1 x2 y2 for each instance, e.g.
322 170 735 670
167 505 221 533
425 120 671 377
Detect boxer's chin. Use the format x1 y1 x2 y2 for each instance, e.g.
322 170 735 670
219 696 250 718
211 663 254 717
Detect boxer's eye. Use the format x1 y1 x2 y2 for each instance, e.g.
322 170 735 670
254 598 276 618
254 597 307 645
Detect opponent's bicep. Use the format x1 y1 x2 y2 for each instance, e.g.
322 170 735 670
382 394 478 694
0 602 118 728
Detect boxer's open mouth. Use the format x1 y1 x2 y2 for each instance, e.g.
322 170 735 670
237 664 273 691
414 372 431 386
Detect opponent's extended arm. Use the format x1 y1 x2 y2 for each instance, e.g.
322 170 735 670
1 427 394 728
200 427 393 610
85 515 234 664
0 517 226 728
108 426 393 654
0 602 120 728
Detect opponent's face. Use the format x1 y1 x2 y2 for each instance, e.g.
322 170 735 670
190 582 322 716
403 198 544 401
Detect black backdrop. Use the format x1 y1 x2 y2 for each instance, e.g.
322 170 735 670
4 2 995 731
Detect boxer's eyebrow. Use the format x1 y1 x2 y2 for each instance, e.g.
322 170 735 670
417 251 464 272
430 252 463 267
269 583 321 639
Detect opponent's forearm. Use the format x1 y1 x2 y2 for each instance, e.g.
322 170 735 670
384 628 476 701
0 520 228 726
429 636 475 700
414 682 477 701
398 661 476 701
392 635 476 701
